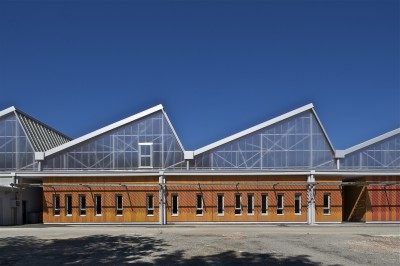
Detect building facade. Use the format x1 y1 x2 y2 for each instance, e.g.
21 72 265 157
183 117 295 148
0 104 399 225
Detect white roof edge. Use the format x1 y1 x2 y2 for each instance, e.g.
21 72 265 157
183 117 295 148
194 103 314 156
343 128 400 155
310 108 335 152
161 109 185 151
45 104 164 157
0 106 16 118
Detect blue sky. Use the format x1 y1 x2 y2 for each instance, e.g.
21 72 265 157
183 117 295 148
0 0 399 150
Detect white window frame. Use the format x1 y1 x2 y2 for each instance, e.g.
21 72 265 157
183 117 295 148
277 193 284 215
217 194 224 216
261 193 268 215
79 195 86 216
65 195 72 216
247 193 254 215
116 194 123 216
53 194 60 216
323 193 331 215
234 194 242 216
147 194 154 216
95 194 102 216
138 143 153 168
171 194 179 216
295 193 301 215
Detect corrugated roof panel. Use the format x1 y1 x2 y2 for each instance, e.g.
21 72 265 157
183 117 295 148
16 112 71 152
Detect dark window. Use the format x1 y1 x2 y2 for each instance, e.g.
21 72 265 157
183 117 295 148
172 194 178 215
65 195 72 216
217 194 224 215
295 194 301 214
95 195 102 216
277 194 284 215
261 194 268 215
147 195 154 215
79 195 86 216
323 193 330 215
247 194 254 215
196 194 203 215
235 194 241 215
116 195 123 216
53 195 60 216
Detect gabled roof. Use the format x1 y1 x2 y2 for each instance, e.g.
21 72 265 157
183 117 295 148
45 104 185 157
194 103 335 156
338 128 400 156
0 106 71 152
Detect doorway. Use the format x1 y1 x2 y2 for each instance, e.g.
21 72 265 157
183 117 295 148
342 185 366 222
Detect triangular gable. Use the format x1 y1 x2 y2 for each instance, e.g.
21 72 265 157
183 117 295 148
340 129 400 169
194 104 335 170
43 105 185 170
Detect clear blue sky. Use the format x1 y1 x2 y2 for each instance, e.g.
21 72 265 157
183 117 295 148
0 0 399 150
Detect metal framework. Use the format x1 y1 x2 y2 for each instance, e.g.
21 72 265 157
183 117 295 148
194 111 335 170
43 111 185 170
341 133 400 169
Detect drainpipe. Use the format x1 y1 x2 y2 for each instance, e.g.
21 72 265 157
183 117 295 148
307 171 316 225
159 173 166 225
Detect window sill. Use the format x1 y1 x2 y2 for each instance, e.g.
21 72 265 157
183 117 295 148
196 214 203 217
172 214 178 217
323 213 331 216
66 214 72 216
95 214 102 217
217 214 224 216
247 213 254 216
277 214 284 216
261 213 268 216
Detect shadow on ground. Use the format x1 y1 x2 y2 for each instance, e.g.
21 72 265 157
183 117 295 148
0 235 324 265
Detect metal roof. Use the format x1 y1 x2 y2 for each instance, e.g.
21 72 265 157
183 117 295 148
194 103 335 156
0 106 71 152
45 104 185 157
338 128 400 156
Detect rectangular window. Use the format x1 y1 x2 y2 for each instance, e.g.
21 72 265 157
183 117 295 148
261 194 268 215
139 143 153 168
65 195 72 216
147 194 154 216
217 194 224 215
247 194 254 215
234 194 242 215
79 195 86 216
277 194 284 215
95 195 102 216
196 194 203 216
172 194 178 216
116 195 123 216
295 194 301 215
323 193 331 215
53 194 60 216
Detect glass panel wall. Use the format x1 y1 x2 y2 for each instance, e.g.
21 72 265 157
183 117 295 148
0 113 36 170
342 134 400 169
43 111 185 170
194 111 335 170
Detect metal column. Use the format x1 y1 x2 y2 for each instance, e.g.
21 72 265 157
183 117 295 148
307 174 316 225
158 175 166 225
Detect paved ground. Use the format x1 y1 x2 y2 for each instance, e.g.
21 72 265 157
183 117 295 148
0 224 399 265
